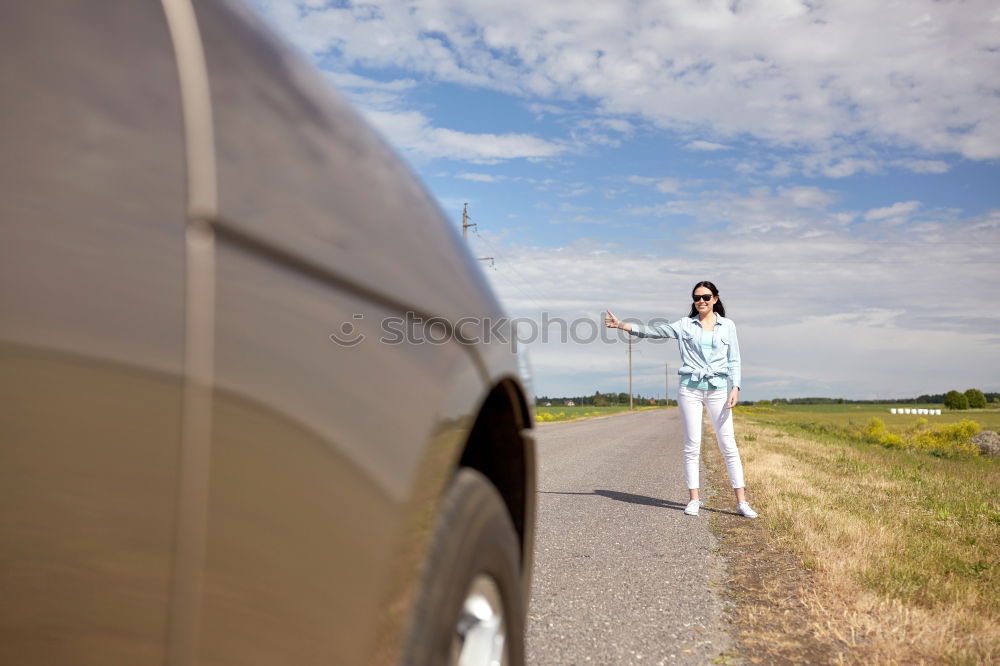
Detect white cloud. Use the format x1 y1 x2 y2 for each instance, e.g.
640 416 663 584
894 159 951 175
325 71 417 93
655 178 680 194
255 0 1000 162
559 186 591 198
564 115 636 148
735 149 887 179
362 109 565 162
684 140 730 152
624 184 852 238
769 162 794 178
623 175 683 194
525 102 572 116
864 201 921 222
457 172 502 182
817 156 879 179
316 71 421 113
599 118 633 134
969 209 1000 233
780 186 837 210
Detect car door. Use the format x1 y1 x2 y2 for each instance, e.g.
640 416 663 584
0 3 188 664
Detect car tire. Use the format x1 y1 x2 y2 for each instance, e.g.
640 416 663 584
402 468 525 666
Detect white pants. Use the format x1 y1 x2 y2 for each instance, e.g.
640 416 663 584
677 385 745 490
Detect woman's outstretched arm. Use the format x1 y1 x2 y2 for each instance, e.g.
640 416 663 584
604 310 680 339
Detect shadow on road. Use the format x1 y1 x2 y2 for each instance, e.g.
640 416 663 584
539 489 740 516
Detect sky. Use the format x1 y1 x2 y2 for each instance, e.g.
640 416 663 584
248 0 1000 401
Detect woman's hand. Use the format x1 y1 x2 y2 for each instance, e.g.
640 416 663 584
726 387 740 409
604 310 622 329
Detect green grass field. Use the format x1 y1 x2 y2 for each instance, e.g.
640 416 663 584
739 403 1000 432
534 404 667 422
724 404 1000 662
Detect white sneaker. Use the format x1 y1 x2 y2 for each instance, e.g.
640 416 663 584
737 501 758 518
684 499 702 516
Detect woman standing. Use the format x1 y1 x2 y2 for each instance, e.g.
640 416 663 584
604 281 757 518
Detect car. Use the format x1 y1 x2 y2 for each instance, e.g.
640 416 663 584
0 2 536 665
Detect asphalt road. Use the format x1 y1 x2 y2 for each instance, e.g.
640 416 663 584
526 409 736 665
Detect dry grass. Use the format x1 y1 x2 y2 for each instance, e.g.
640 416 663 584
706 416 1000 665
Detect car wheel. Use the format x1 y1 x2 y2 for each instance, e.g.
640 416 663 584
402 468 524 666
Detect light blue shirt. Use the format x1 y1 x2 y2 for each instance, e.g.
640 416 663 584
682 329 719 390
627 314 742 390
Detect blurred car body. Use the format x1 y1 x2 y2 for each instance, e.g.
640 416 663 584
0 2 535 665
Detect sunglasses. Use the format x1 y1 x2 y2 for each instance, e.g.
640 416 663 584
693 294 713 302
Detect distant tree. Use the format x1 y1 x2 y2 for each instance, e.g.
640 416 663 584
944 390 969 410
964 388 987 409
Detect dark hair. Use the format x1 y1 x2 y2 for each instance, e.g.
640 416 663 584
688 280 726 317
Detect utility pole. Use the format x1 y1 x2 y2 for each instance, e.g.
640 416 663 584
462 202 476 239
628 336 633 410
665 363 669 406
461 203 494 265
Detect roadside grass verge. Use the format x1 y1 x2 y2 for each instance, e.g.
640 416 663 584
707 414 1000 664
534 404 667 423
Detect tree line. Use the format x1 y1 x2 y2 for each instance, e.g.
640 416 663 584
943 389 991 410
534 389 998 408
535 391 674 407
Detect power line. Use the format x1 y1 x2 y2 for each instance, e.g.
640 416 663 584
472 229 546 301
483 260 547 314
465 219 548 313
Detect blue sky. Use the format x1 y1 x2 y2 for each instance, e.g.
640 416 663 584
249 0 1000 401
